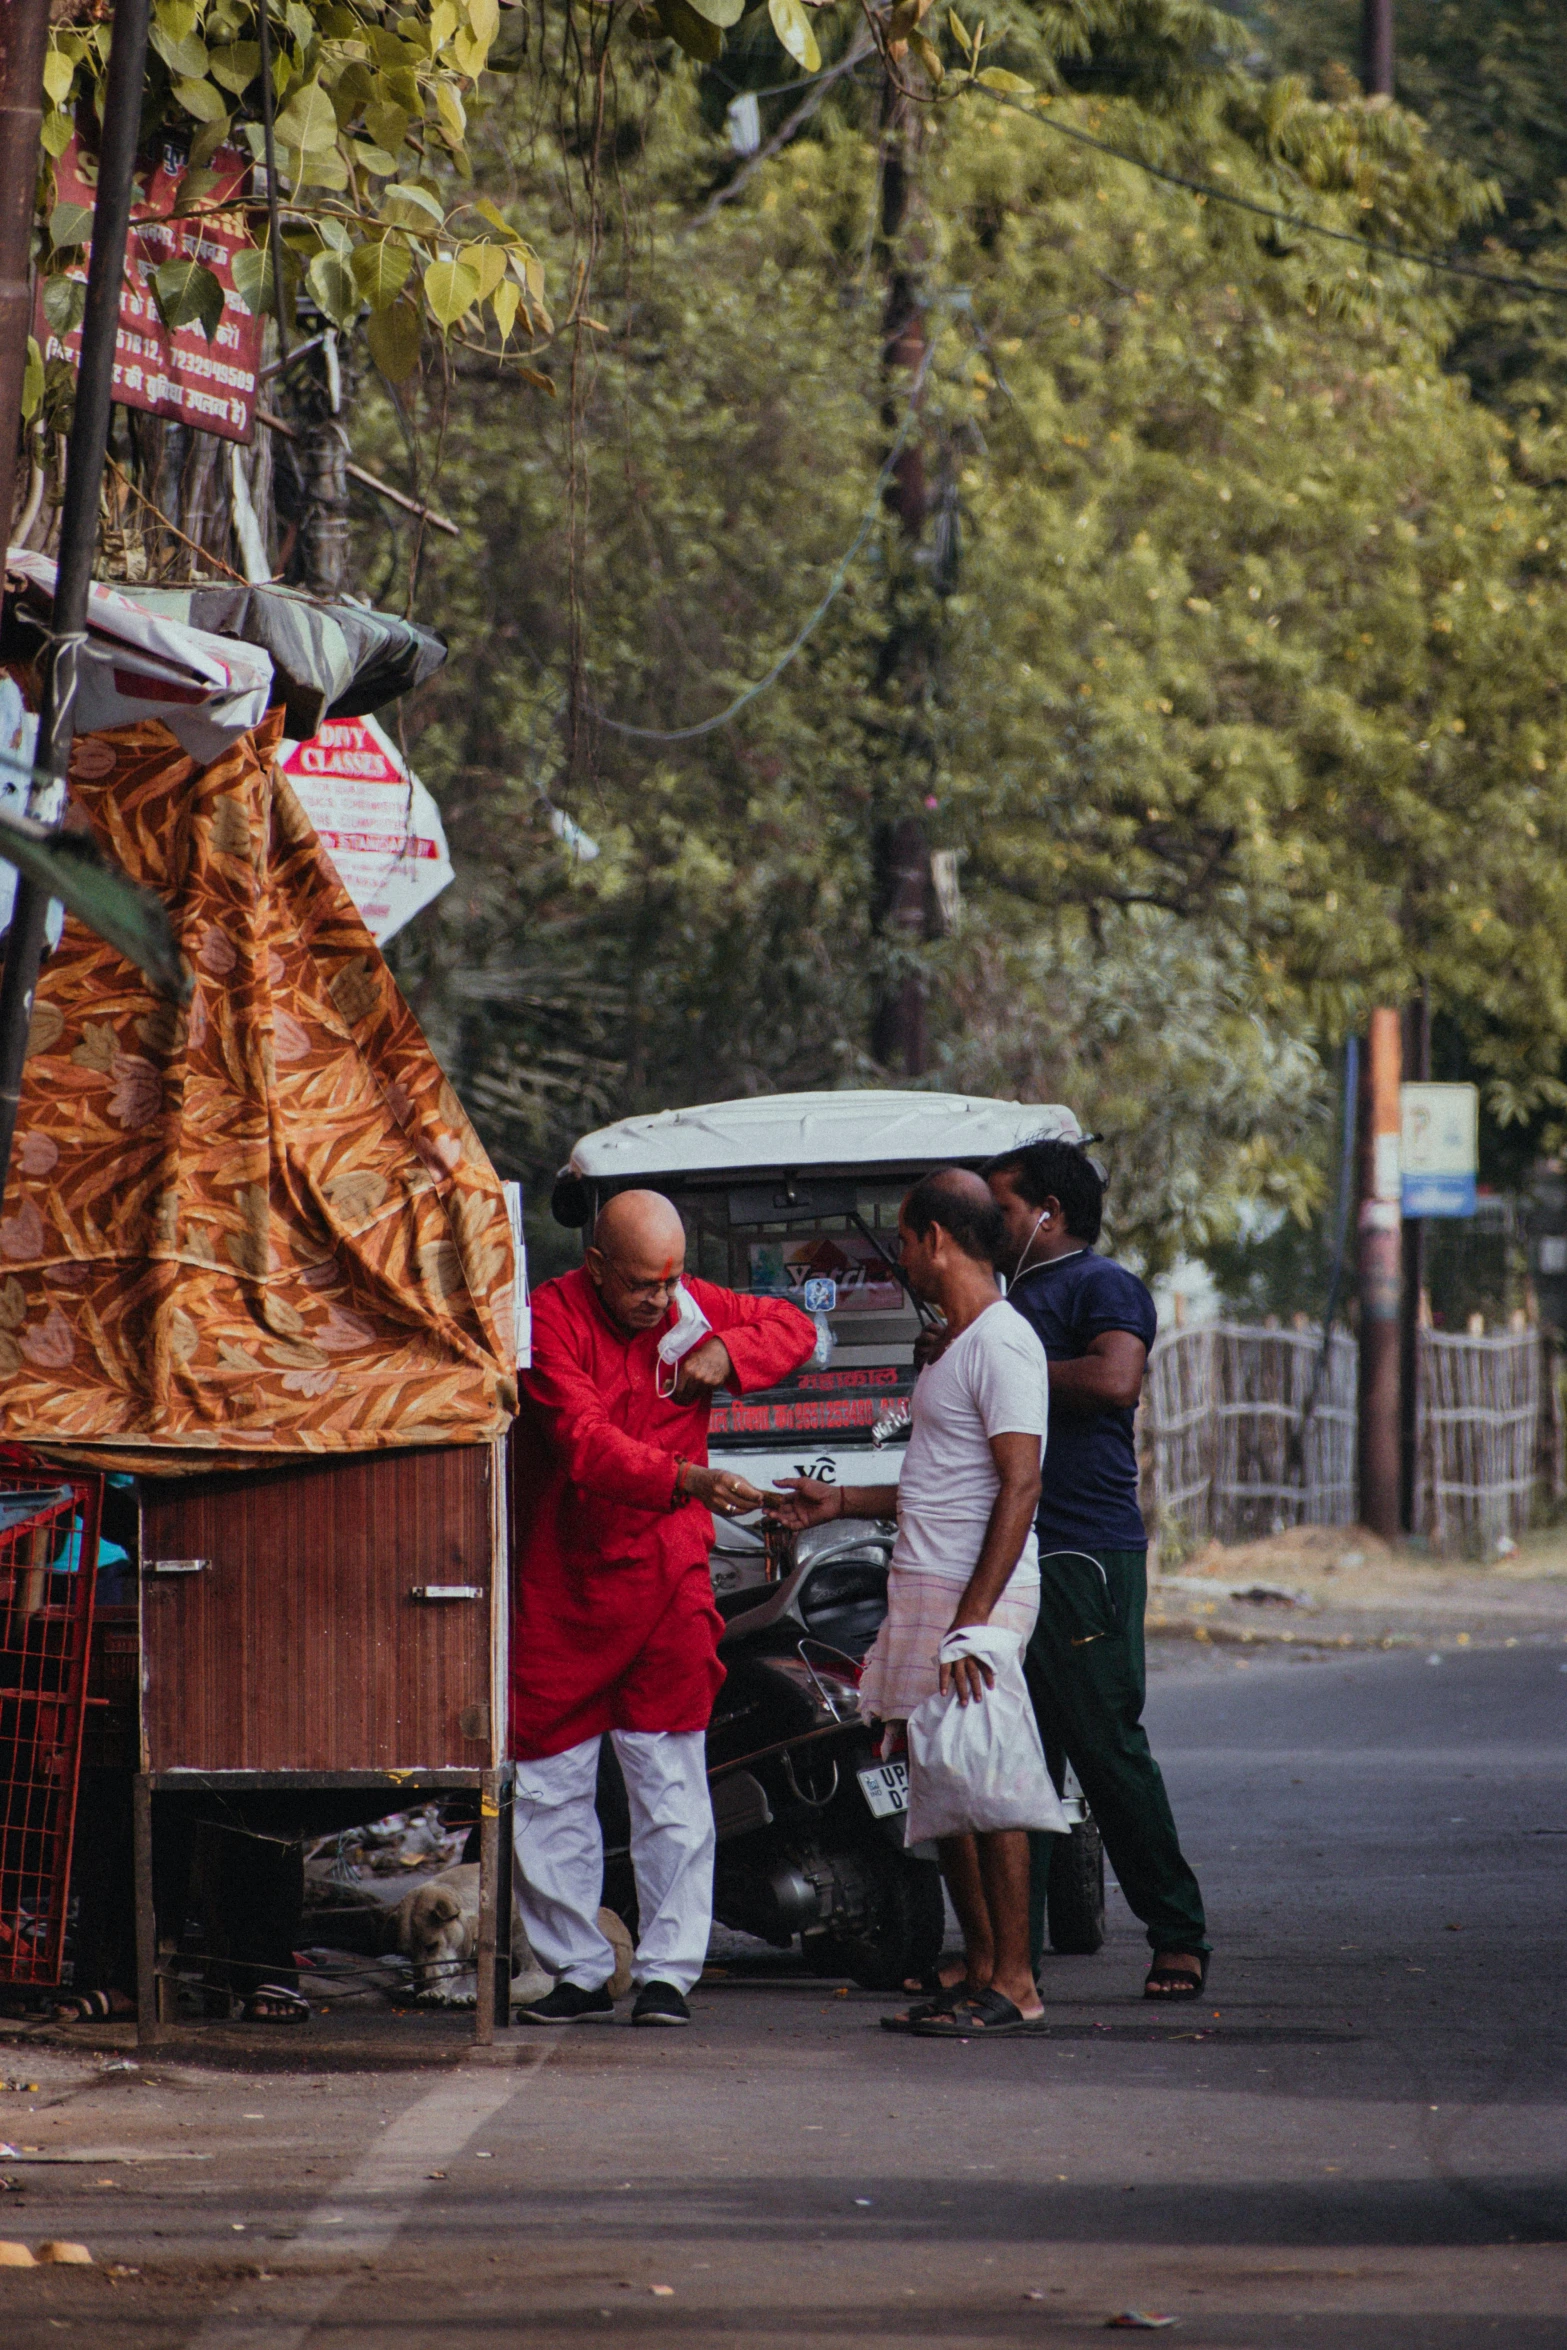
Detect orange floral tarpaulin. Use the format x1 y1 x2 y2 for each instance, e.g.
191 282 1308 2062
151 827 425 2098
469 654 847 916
0 711 516 1468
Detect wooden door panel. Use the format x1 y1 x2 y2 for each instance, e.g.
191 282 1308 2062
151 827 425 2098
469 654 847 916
140 1446 495 1772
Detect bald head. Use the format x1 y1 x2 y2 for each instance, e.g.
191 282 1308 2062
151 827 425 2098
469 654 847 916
586 1189 688 1333
901 1168 1004 1264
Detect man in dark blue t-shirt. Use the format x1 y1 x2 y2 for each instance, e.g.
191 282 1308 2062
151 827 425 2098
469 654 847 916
986 1139 1210 2000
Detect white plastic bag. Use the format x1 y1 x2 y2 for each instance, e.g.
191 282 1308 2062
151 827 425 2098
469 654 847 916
905 1626 1069 1843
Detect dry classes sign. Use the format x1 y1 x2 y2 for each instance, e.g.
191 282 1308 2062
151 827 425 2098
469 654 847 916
281 716 453 946
38 136 262 443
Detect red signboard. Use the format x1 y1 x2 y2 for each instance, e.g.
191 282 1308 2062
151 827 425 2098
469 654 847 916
708 1362 913 1440
38 137 262 444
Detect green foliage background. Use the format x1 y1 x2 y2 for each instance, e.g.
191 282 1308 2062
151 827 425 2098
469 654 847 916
351 2 1567 1286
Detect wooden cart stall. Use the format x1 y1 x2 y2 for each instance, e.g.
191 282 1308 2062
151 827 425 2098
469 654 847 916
0 705 522 2044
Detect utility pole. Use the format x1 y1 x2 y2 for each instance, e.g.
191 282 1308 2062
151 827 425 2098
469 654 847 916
0 0 153 1203
1399 988 1431 1530
1358 1006 1403 1538
1361 0 1394 97
0 0 51 538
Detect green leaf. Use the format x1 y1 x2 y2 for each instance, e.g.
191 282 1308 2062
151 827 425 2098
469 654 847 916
40 109 75 160
380 180 445 230
187 116 232 170
172 75 231 124
460 241 508 301
150 26 209 77
20 337 44 422
912 30 943 80
42 50 76 106
975 67 1034 93
171 168 224 216
150 256 226 341
367 298 421 381
656 0 724 64
208 41 260 95
435 81 467 143
273 79 340 152
491 279 520 344
230 242 278 318
351 236 413 309
48 202 94 252
767 0 819 74
0 819 187 1005
684 0 746 24
307 250 359 328
473 195 521 242
947 9 974 55
365 100 411 155
154 2 199 43
422 256 481 330
41 273 86 337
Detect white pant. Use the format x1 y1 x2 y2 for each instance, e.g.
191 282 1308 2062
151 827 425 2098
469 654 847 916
511 1729 715 1996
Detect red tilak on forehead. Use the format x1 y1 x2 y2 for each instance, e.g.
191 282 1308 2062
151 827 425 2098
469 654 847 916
660 1255 677 1280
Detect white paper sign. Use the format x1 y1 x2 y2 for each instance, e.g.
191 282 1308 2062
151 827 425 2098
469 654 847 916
280 713 452 945
0 677 63 950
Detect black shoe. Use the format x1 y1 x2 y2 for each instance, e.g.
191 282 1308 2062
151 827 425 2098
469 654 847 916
515 1981 615 2025
631 1980 690 2027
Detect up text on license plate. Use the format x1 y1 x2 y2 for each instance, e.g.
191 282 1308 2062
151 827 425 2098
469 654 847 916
857 1760 908 1819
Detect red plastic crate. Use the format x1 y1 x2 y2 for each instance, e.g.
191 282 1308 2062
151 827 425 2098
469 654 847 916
0 1473 102 1988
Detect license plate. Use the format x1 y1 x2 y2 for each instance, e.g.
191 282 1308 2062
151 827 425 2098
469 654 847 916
857 1760 908 1819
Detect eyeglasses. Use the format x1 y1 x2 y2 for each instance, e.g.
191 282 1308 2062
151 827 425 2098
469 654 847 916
593 1252 683 1302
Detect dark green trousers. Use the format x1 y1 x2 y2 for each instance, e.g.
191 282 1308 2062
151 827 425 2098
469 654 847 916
1026 1546 1209 1964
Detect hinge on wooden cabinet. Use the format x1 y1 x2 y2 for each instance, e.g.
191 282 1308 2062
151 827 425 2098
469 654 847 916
148 1557 210 1575
409 1583 484 1601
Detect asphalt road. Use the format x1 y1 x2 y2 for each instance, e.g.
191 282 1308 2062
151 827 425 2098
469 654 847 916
1 1641 1563 2347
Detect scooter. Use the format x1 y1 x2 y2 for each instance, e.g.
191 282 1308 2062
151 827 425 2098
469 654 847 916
598 1517 1106 1987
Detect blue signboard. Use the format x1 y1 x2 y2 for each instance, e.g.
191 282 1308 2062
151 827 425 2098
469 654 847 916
1401 1171 1476 1219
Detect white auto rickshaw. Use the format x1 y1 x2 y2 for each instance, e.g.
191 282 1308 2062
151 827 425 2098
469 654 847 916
549 1091 1107 1973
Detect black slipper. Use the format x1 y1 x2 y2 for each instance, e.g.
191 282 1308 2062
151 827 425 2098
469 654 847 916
910 1988 1046 2038
881 1981 970 2035
1143 1954 1209 2002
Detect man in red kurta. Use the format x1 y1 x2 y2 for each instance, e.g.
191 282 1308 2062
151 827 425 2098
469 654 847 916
511 1188 814 2027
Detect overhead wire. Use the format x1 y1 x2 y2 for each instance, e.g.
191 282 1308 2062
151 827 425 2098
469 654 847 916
591 338 936 745
988 88 1567 302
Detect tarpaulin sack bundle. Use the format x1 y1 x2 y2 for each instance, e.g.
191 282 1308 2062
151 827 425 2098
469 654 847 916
905 1626 1069 1844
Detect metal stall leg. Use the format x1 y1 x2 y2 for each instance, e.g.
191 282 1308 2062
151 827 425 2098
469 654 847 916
475 1769 500 2047
492 1766 514 2032
132 1775 163 2048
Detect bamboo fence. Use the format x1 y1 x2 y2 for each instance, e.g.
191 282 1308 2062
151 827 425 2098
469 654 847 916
1412 1328 1552 1554
1142 1321 1561 1550
1142 1322 1357 1543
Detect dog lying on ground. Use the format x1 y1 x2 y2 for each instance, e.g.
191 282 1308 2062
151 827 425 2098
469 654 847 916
393 1866 634 2008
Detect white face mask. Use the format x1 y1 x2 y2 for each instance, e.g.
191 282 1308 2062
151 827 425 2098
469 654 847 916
655 1281 713 1397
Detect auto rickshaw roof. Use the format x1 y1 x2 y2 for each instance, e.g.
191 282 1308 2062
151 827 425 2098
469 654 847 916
566 1090 1083 1181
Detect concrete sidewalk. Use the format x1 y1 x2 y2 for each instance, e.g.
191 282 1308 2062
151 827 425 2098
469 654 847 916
1148 1523 1567 1659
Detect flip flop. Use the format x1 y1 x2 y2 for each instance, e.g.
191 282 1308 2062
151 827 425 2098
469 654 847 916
909 1988 1046 2038
880 1980 971 2035
243 1984 310 2025
1143 1955 1209 2002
